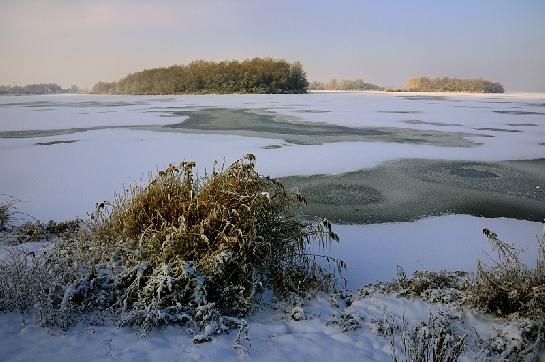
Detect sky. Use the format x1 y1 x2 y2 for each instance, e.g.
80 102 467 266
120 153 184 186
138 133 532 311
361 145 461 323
1 0 544 91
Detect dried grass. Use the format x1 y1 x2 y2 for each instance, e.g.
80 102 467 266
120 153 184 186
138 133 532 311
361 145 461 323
0 203 9 231
469 228 545 319
0 155 343 339
389 314 466 362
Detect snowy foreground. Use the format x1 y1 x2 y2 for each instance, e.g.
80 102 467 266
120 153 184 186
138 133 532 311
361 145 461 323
0 217 542 361
0 287 535 361
0 233 543 362
1 92 544 360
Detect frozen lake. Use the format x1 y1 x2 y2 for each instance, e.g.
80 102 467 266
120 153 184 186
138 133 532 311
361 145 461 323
1 92 544 284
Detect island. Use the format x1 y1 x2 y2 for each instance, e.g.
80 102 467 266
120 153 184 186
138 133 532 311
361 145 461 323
387 76 504 93
90 58 309 95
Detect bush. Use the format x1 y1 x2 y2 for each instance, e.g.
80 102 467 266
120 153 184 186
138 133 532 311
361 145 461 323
0 156 342 339
1 218 81 244
0 203 9 231
384 227 545 321
468 228 545 319
388 314 466 362
14 221 47 243
45 220 81 239
0 248 49 314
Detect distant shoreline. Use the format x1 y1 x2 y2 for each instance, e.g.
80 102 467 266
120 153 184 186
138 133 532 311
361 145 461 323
308 90 545 98
1 90 544 98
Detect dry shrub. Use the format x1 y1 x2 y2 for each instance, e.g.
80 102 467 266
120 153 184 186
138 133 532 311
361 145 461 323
15 221 47 243
394 266 466 296
386 227 545 321
389 314 466 362
45 220 81 239
0 203 9 231
469 228 545 319
2 155 342 339
2 219 81 244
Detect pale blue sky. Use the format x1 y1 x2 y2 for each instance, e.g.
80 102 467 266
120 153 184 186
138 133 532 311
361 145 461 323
1 0 544 90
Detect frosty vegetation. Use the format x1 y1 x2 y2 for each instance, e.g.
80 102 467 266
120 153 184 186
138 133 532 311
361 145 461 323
375 228 545 360
0 83 84 95
0 156 343 342
471 228 545 320
387 77 505 93
90 58 309 95
308 79 383 91
0 203 9 231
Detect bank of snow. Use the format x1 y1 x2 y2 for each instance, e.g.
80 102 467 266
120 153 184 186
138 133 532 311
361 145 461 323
0 215 543 361
0 276 540 361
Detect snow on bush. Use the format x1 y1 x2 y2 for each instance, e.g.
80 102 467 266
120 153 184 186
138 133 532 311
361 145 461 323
470 228 545 320
0 203 9 231
0 155 342 341
388 314 466 362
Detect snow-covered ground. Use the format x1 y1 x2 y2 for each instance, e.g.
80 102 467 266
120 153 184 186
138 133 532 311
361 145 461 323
1 92 544 360
3 289 538 362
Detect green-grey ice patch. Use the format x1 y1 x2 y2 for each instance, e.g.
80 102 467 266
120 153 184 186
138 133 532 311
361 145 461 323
403 120 463 127
293 109 331 113
0 106 488 148
282 158 545 224
379 110 421 114
475 127 522 133
494 110 545 116
35 140 79 146
0 126 131 138
453 105 492 109
400 96 460 101
0 99 158 109
159 107 484 147
449 168 498 178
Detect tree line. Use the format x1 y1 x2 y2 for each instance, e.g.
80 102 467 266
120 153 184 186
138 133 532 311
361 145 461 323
392 77 504 93
90 58 309 95
0 83 85 95
309 79 383 91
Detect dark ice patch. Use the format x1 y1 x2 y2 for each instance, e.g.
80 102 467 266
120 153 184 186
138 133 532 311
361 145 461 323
35 140 79 146
450 168 499 178
494 110 545 116
159 107 483 147
475 127 522 133
403 120 462 127
379 110 421 114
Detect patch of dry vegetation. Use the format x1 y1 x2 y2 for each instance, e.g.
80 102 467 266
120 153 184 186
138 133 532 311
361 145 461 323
0 203 9 231
389 314 466 362
0 156 342 341
373 227 545 360
381 228 545 322
469 228 545 319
